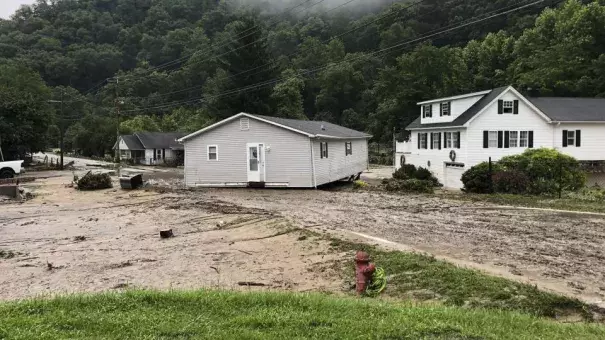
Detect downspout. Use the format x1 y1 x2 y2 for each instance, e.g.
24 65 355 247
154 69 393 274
310 137 317 188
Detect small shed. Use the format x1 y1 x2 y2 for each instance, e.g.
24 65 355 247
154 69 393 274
178 113 371 188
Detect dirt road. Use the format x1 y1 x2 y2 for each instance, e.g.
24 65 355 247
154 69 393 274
204 188 605 307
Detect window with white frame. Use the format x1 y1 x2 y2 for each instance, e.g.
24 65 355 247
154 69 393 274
488 131 498 148
156 149 162 159
419 133 427 149
452 131 459 148
432 132 440 149
520 131 529 147
207 145 218 160
502 100 514 114
440 102 451 116
423 105 432 118
567 130 575 146
445 132 453 148
509 131 518 147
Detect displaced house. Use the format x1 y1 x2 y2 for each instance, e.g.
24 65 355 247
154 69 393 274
396 85 605 189
114 132 185 165
178 113 371 188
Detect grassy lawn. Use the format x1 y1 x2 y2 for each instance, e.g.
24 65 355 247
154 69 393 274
324 236 593 321
1 290 604 340
436 192 605 214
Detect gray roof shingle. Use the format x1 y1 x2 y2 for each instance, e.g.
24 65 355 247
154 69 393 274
252 114 371 138
527 97 605 122
136 132 186 149
115 135 144 150
406 86 510 129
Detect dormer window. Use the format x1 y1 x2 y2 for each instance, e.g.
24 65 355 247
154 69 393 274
440 102 451 116
423 105 432 118
502 100 514 114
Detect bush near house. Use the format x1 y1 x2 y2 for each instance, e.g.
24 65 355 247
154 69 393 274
386 164 441 193
462 148 586 195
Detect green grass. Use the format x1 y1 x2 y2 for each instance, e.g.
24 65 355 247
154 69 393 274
0 290 604 339
437 192 605 214
326 237 592 320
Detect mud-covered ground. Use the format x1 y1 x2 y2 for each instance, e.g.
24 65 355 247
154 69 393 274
0 174 344 300
205 187 605 307
2 169 605 308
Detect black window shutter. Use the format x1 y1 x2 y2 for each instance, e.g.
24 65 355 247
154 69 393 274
498 131 503 148
576 130 581 147
513 100 519 115
438 133 442 150
429 106 432 117
430 133 434 149
504 131 510 148
456 132 461 149
562 130 568 147
439 104 443 117
498 100 503 114
447 102 451 116
326 142 328 158
422 108 425 118
483 131 488 149
528 131 534 148
320 143 324 158
417 134 421 149
425 133 428 149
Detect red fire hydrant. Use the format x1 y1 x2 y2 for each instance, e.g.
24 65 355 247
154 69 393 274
355 251 376 295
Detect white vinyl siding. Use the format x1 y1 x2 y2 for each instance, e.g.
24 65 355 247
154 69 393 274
183 118 313 187
313 138 368 186
556 124 603 161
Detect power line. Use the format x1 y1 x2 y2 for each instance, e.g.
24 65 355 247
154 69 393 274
120 0 427 102
120 0 545 115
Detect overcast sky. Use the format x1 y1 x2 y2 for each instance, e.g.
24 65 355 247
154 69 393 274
0 0 35 19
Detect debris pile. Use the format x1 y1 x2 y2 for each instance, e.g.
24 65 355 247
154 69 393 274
76 172 113 191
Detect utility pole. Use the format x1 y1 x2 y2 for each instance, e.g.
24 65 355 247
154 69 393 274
48 89 65 170
0 134 4 162
114 76 121 176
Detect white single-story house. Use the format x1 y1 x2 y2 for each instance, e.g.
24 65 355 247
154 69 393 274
178 112 371 188
396 85 605 189
114 132 185 165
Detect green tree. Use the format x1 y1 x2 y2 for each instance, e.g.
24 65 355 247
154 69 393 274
270 69 306 120
0 64 52 159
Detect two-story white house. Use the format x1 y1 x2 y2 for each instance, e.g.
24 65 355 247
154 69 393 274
395 85 605 189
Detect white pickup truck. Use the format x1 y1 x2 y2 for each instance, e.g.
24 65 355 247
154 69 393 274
0 160 24 179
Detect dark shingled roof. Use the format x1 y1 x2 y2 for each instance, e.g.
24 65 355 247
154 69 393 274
252 114 371 138
527 97 605 122
115 135 144 150
406 86 510 130
136 132 186 149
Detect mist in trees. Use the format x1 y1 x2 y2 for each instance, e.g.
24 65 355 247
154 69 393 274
1 0 604 158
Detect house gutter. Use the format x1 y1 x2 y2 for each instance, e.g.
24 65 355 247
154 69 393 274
309 138 317 188
408 126 466 131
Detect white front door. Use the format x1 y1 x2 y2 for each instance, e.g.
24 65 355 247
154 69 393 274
247 143 265 182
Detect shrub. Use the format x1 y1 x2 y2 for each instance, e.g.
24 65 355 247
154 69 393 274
493 170 530 195
461 162 502 193
77 172 113 190
499 148 585 195
353 180 369 189
393 164 417 180
384 179 434 193
415 167 441 187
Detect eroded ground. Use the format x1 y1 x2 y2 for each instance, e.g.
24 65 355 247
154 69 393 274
0 174 343 300
2 169 605 309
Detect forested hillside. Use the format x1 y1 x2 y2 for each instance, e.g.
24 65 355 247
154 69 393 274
1 0 604 157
